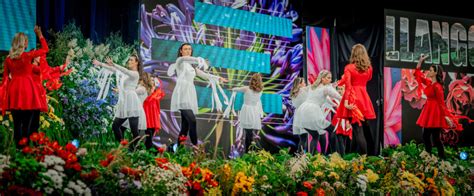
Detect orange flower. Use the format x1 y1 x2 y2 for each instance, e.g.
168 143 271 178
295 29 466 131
155 157 169 169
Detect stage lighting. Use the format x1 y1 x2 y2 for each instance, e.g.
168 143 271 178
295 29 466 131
72 139 80 148
460 152 468 160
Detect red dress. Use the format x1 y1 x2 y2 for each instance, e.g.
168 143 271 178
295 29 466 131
143 81 165 131
414 68 450 128
336 64 376 120
1 37 48 111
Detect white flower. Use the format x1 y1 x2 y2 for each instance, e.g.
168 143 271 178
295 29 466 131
54 165 64 172
68 39 78 48
356 174 368 192
64 188 74 195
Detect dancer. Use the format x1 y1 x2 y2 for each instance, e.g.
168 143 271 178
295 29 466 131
336 44 375 155
232 73 264 153
31 53 71 134
293 70 341 155
167 43 227 147
92 55 144 150
414 55 455 159
142 76 165 149
290 77 310 153
1 26 48 147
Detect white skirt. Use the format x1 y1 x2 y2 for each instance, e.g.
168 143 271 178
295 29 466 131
115 90 142 118
170 81 198 114
239 104 262 130
293 102 330 135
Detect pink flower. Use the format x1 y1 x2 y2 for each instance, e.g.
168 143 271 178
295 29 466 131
401 69 426 109
446 75 473 115
384 67 402 146
306 27 330 84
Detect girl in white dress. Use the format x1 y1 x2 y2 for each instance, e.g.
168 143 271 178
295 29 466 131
167 43 227 147
293 70 341 154
232 73 264 153
93 55 145 150
289 77 310 153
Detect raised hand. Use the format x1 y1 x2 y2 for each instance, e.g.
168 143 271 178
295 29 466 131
34 25 43 38
105 57 113 65
416 54 429 69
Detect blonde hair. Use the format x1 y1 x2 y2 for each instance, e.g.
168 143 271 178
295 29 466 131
350 44 371 71
140 72 155 95
290 77 304 98
249 73 263 92
312 70 331 89
9 33 28 59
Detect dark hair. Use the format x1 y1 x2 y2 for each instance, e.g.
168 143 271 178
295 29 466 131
431 64 444 86
177 43 193 57
130 54 149 89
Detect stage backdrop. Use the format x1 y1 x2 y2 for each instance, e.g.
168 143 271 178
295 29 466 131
140 0 303 155
0 0 36 51
384 10 474 147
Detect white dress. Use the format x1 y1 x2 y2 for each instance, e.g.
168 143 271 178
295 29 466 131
123 84 148 130
293 85 341 135
233 86 263 130
167 56 215 114
291 86 309 135
102 64 143 119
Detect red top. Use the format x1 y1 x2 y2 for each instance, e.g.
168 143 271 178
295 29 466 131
143 87 165 131
336 64 376 120
2 37 49 111
414 68 450 128
32 55 65 112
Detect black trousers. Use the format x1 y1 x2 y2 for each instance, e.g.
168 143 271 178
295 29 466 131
178 109 197 145
112 117 139 150
305 128 327 155
423 127 446 159
336 135 349 156
145 128 155 149
297 133 308 153
11 110 38 148
351 120 373 155
244 129 257 153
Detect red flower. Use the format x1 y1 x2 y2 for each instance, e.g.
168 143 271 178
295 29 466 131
296 192 308 196
192 181 201 191
303 181 313 190
179 135 187 143
316 188 325 196
50 141 61 151
29 133 40 142
18 138 28 146
100 160 110 167
209 180 218 187
157 147 165 154
65 143 77 153
106 153 115 162
193 167 201 175
71 163 82 172
81 169 100 181
447 177 456 185
155 157 169 169
120 139 129 146
22 146 32 154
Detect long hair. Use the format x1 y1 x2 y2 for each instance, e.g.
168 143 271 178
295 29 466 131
9 33 28 59
431 64 444 86
249 73 263 92
177 43 193 57
130 54 152 92
350 44 371 71
290 77 304 98
312 70 331 89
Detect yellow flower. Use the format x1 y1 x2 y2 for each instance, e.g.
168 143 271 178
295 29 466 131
328 172 340 180
433 168 438 178
366 169 379 183
0 115 3 121
401 171 425 193
9 114 13 122
314 171 324 177
329 154 348 169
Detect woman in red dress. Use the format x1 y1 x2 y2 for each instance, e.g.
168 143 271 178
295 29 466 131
142 76 165 149
1 26 48 147
31 54 70 133
414 55 454 159
336 44 375 155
